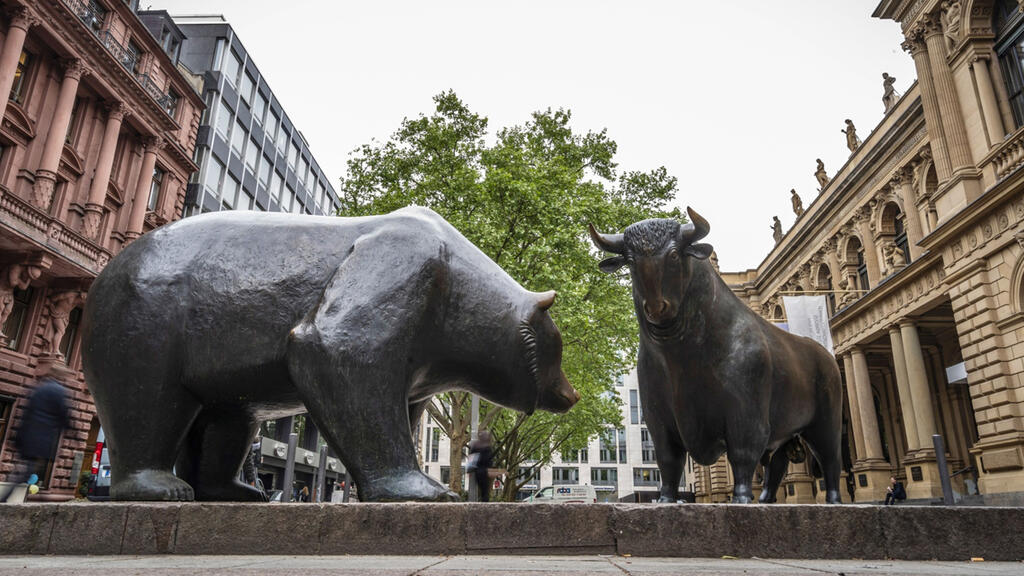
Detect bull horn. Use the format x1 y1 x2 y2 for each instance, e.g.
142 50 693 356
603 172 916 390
588 224 625 254
534 290 556 310
680 206 710 244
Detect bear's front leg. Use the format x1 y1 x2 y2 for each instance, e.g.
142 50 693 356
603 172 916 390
285 229 459 502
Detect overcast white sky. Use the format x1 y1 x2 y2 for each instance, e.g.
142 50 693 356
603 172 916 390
159 0 917 272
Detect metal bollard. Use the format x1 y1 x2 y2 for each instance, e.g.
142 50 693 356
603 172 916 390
932 434 954 505
281 432 299 503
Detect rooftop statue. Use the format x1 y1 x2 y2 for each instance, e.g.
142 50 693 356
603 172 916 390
882 73 899 113
590 208 843 504
791 189 804 217
771 216 783 244
81 207 579 502
842 119 861 153
814 159 830 192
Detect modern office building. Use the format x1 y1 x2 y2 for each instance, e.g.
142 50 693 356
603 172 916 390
140 13 340 217
418 370 688 503
689 0 1024 506
0 0 203 500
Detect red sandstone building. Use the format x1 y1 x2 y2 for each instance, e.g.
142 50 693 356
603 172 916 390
0 0 202 500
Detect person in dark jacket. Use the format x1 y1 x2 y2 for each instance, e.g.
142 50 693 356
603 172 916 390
0 377 70 502
884 475 906 505
468 430 494 502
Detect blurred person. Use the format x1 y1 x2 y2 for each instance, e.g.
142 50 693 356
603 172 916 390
884 476 906 505
468 430 494 502
0 376 69 502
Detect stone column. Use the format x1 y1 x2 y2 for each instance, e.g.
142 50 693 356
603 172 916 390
903 30 953 181
0 6 36 122
888 325 920 452
971 56 1006 146
851 347 884 461
82 102 128 240
854 208 881 288
923 16 973 172
892 170 925 261
125 137 163 242
31 59 87 211
900 321 937 445
841 353 865 460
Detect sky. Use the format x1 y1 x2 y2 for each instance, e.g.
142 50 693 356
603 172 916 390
157 0 918 272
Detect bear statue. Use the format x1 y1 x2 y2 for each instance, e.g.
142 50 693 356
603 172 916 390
81 206 579 502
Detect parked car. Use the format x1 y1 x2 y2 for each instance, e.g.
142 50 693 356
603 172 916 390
521 485 597 503
86 428 111 501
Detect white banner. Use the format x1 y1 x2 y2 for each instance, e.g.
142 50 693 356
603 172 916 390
781 295 834 355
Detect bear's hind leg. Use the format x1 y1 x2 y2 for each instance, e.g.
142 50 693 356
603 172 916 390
180 406 267 502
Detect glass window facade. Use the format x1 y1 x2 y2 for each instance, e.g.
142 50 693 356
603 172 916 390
223 49 241 86
231 118 246 155
215 101 233 139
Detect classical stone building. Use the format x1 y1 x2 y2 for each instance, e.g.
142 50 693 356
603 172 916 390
690 0 1024 506
0 0 202 500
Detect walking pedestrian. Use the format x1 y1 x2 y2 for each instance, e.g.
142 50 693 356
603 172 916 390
0 376 69 502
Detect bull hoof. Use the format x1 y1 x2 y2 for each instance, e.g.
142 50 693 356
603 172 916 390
732 494 753 504
111 470 194 501
655 496 678 503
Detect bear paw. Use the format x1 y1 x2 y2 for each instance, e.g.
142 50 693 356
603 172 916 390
111 470 195 501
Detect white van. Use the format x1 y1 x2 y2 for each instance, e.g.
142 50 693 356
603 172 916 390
522 485 597 503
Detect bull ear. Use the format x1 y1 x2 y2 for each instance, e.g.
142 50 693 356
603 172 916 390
535 290 556 311
684 243 713 260
588 224 625 254
598 256 627 273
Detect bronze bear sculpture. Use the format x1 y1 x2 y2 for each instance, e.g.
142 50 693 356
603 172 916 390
81 206 579 502
590 207 843 504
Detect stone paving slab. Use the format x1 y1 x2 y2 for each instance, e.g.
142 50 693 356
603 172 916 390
1 502 1022 561
0 555 1022 575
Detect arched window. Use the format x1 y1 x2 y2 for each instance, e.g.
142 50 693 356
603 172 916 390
894 217 910 265
857 248 869 292
995 0 1024 128
773 305 784 321
818 264 835 314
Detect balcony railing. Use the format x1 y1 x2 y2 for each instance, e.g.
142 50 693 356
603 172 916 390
59 0 175 118
991 126 1024 182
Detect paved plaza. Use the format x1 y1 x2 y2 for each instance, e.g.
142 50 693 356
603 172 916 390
1 555 1021 576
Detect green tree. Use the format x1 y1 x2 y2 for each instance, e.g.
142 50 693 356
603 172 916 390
339 91 680 499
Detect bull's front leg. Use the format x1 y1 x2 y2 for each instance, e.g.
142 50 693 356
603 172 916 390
639 385 686 502
725 412 770 504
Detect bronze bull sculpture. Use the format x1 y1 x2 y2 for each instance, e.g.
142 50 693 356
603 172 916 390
590 207 843 503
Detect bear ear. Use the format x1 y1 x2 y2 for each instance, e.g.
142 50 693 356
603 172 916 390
534 290 556 311
598 256 627 273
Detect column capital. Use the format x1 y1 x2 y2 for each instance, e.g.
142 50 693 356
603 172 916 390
7 6 39 31
143 135 165 153
104 101 130 122
902 27 927 55
60 58 90 81
921 12 945 38
898 318 918 329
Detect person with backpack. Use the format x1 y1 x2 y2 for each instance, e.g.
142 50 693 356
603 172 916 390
884 475 906 505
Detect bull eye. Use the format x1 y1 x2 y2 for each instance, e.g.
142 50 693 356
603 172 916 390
668 249 680 262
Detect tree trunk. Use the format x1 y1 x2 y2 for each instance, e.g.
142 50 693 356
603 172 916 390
447 428 469 494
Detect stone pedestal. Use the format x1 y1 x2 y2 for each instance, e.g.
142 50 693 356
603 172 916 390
35 354 77 380
30 172 57 211
851 460 893 503
973 437 1024 497
903 450 945 500
81 203 104 240
781 473 816 504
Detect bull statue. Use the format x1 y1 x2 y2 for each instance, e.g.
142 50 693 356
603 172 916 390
589 207 843 504
82 206 579 502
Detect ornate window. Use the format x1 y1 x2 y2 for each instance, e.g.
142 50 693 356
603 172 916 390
894 218 910 265
2 286 33 351
9 51 31 103
995 0 1024 128
148 167 165 212
57 307 82 364
857 249 869 292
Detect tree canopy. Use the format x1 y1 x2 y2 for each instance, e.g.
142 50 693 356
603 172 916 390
338 91 681 499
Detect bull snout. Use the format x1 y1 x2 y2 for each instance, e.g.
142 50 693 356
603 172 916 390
643 298 672 324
